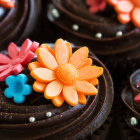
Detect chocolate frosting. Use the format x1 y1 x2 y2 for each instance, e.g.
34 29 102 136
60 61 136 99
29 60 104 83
122 69 140 133
0 47 113 140
0 0 41 50
47 0 140 55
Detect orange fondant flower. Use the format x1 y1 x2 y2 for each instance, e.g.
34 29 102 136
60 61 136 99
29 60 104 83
0 0 14 9
107 0 140 28
28 39 103 107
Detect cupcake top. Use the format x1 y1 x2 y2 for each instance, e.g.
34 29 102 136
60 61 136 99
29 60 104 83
0 38 113 139
122 69 140 133
47 0 140 55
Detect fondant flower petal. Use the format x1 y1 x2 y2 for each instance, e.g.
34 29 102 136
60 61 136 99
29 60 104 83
69 47 89 68
13 95 25 104
4 87 13 98
28 62 42 71
40 44 54 56
115 0 133 13
118 13 131 24
66 42 72 59
5 75 16 86
132 8 140 28
54 39 69 64
33 81 47 92
74 80 98 95
0 54 11 64
63 86 78 106
0 0 14 8
36 48 58 70
81 58 92 67
99 1 106 10
88 78 98 86
107 0 119 6
78 66 103 80
52 94 64 107
16 74 27 85
78 93 87 105
22 84 32 96
0 64 10 73
29 41 39 53
89 5 99 13
31 68 56 82
44 80 63 99
8 42 19 59
12 64 24 75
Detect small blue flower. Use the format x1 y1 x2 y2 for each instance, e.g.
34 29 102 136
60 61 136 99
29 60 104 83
4 74 32 104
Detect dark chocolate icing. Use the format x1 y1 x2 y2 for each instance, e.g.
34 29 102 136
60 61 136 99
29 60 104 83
47 0 140 55
122 69 140 133
0 0 41 50
0 47 113 139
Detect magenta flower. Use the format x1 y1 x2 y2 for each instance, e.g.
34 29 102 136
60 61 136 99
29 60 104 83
86 0 106 14
0 39 39 82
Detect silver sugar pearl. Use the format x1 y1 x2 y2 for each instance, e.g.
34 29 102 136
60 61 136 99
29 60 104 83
51 8 60 18
29 117 35 123
116 31 123 37
130 117 138 126
72 24 79 31
95 33 102 39
46 112 52 117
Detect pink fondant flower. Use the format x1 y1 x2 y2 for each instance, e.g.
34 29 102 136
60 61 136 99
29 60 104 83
0 39 39 82
86 0 106 13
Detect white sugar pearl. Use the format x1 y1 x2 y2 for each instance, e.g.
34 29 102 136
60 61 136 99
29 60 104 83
95 33 102 39
72 24 79 31
29 117 35 123
130 117 138 126
46 112 52 117
51 8 60 18
116 31 123 37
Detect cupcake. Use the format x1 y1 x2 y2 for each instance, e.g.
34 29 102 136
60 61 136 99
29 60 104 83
0 38 113 139
121 69 140 139
0 0 41 49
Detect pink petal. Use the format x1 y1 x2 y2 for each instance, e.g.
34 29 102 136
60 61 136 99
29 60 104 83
0 54 11 64
0 67 13 82
8 42 19 59
20 51 34 66
89 5 99 13
29 41 39 53
99 1 106 11
0 64 10 73
86 0 97 6
19 39 32 56
12 64 24 75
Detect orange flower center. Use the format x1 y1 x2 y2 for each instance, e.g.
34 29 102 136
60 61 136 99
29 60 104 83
56 64 79 85
131 0 140 7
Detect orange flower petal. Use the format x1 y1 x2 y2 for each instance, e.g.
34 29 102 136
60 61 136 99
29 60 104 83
115 0 133 13
52 94 64 107
66 42 72 59
81 58 93 67
118 13 131 24
31 68 56 82
69 47 89 69
78 66 103 80
28 61 42 71
78 93 87 105
36 48 58 70
63 86 78 106
44 80 63 99
75 80 98 95
107 0 118 6
132 8 140 28
88 78 99 86
33 81 47 92
54 39 69 64
40 44 54 56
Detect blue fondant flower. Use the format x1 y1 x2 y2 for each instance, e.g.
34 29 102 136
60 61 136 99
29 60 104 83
4 74 32 104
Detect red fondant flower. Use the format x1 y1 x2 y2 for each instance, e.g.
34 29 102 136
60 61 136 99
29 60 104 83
0 0 14 9
107 0 140 28
86 0 106 13
0 39 39 82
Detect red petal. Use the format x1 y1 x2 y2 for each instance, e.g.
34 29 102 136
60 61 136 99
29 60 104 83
0 64 10 73
99 1 106 11
0 54 11 64
8 42 19 59
86 0 97 6
89 5 99 13
20 51 34 66
12 64 24 75
0 67 13 82
134 93 140 104
19 39 32 56
30 41 39 53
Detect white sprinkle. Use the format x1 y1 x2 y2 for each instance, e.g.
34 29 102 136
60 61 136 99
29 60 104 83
29 117 35 123
72 24 79 31
95 33 102 39
130 117 138 126
51 8 60 18
46 112 52 117
116 31 123 37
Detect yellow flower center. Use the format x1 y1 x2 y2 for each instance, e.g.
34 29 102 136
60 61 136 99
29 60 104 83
56 64 79 85
131 0 140 7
